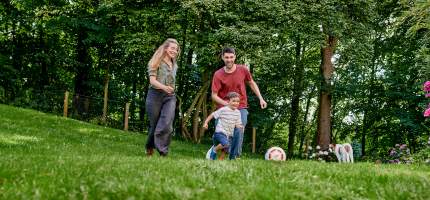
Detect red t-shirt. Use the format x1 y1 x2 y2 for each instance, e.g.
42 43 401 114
211 65 253 109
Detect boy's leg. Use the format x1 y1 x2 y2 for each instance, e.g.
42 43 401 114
214 143 224 151
219 151 226 160
210 133 219 160
209 119 220 160
210 144 224 160
213 132 229 160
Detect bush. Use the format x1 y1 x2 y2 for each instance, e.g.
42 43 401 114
0 86 5 103
304 145 338 162
385 144 413 164
413 146 430 165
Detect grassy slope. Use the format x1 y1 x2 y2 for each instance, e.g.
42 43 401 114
0 104 429 200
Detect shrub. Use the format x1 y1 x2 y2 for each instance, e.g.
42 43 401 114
412 146 430 165
385 144 413 164
304 145 338 162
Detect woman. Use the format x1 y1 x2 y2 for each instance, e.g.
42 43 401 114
145 38 180 156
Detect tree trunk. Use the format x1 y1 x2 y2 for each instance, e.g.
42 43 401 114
181 81 210 140
317 35 337 150
192 93 204 142
361 36 379 156
102 56 110 123
298 86 315 157
174 17 189 137
361 122 366 156
177 47 193 137
287 38 305 158
38 28 49 90
102 71 109 122
130 81 137 122
73 28 92 119
331 97 338 143
139 85 148 131
179 47 195 139
8 7 17 101
198 91 209 141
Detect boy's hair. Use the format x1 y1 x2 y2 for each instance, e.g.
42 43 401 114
222 47 236 55
226 91 240 100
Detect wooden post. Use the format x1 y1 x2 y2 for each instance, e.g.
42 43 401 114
102 75 109 123
124 102 130 131
63 91 69 117
252 127 256 153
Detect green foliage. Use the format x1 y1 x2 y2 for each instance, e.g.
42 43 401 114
413 137 430 165
413 146 430 164
385 144 414 164
399 0 430 78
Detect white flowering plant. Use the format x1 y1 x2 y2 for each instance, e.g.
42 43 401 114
304 145 337 162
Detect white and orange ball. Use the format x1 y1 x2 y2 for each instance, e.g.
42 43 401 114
265 147 286 161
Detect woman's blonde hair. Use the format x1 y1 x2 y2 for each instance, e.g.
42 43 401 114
148 38 180 70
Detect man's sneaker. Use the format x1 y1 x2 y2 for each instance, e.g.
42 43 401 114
209 146 217 160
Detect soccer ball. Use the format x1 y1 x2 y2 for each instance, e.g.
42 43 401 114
265 147 286 161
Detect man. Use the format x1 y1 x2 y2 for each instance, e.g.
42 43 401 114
211 47 267 160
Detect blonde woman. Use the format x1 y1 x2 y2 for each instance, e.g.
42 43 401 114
145 38 180 156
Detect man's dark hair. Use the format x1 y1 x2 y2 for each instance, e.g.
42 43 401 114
222 47 236 55
226 91 240 100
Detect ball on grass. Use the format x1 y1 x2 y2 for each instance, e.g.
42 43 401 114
265 147 286 161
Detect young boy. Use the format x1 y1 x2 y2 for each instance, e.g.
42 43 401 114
203 92 243 160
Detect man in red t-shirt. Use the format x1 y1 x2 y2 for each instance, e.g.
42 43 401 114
211 47 267 160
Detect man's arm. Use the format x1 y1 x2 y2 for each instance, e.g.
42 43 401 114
248 80 267 109
211 92 228 107
211 72 228 107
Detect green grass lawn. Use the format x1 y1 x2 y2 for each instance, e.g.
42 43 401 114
0 104 429 199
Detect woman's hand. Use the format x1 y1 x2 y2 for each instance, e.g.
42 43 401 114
163 85 174 94
149 76 174 95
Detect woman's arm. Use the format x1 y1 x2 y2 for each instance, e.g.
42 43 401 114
149 76 174 94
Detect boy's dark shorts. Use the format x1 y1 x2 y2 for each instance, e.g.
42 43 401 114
213 132 230 152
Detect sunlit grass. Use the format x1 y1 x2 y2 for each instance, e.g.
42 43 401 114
0 104 429 199
0 134 40 145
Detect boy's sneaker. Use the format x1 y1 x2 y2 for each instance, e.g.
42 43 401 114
209 146 217 160
205 146 214 160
